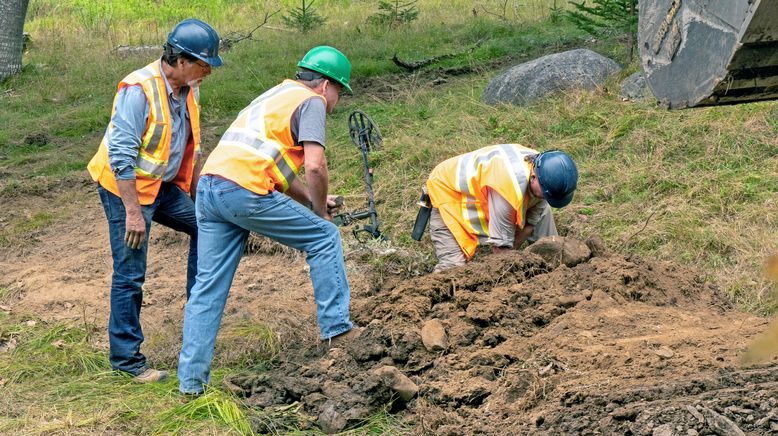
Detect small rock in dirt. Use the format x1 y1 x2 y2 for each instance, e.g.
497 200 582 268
526 236 591 268
0 338 18 353
373 365 418 402
755 411 774 427
686 405 704 423
0 305 10 313
590 289 616 307
25 320 36 327
50 339 66 348
687 430 698 436
654 346 674 359
700 406 745 436
318 401 347 434
557 292 591 308
652 423 673 436
585 235 610 257
421 319 448 352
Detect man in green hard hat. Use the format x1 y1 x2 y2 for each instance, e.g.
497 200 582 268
177 46 359 395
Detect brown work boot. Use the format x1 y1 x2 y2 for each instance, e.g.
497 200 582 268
132 367 169 383
325 327 364 349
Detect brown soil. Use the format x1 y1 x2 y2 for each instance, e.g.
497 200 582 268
2 184 777 435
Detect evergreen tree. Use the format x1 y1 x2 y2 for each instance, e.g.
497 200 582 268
565 0 638 60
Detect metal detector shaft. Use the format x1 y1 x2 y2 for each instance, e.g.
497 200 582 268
348 110 384 240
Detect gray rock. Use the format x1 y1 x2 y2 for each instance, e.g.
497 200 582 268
318 401 347 434
373 366 419 402
652 423 673 436
585 235 610 258
700 406 745 436
482 49 621 106
686 405 704 423
526 236 591 268
654 346 675 359
620 71 653 102
421 319 448 352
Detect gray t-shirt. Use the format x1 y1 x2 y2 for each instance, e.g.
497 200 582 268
291 97 327 147
484 188 548 247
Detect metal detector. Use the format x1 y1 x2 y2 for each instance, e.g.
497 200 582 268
331 110 386 242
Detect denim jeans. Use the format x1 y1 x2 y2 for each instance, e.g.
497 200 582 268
178 175 352 394
98 182 197 376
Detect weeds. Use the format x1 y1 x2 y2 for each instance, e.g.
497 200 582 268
157 388 252 435
282 0 326 34
369 0 420 27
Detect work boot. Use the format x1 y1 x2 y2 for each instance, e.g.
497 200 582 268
325 327 364 349
132 367 169 383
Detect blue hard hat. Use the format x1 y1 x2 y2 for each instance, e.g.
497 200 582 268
534 150 578 208
167 18 222 67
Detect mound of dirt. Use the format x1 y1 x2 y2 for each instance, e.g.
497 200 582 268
225 239 776 435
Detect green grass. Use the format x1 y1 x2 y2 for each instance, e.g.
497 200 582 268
0 312 405 434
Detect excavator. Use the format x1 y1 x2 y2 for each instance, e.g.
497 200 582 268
639 0 778 109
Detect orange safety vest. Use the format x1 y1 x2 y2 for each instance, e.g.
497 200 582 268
201 80 326 195
87 60 201 205
426 144 538 259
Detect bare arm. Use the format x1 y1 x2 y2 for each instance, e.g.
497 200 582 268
513 224 535 249
115 179 146 249
285 177 311 206
302 142 330 219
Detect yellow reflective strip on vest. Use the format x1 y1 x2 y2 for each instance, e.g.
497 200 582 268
143 79 166 156
220 129 297 188
497 144 530 196
456 152 489 237
130 68 154 82
135 155 166 179
246 83 301 137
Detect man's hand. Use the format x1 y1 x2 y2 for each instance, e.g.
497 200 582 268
327 195 344 215
116 179 147 250
124 208 146 249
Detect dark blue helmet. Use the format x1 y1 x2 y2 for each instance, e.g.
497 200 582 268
167 18 222 67
534 150 578 208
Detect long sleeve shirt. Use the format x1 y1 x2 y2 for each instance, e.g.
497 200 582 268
106 68 190 182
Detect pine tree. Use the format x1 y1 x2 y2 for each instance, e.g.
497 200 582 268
565 0 638 61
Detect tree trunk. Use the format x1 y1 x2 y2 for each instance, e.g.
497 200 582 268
0 0 30 82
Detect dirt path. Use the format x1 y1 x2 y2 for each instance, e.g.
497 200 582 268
2 187 777 435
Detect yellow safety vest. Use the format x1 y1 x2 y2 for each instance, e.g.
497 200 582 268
87 60 201 205
426 144 537 259
201 80 326 195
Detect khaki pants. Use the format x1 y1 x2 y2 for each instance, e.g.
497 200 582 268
430 205 557 272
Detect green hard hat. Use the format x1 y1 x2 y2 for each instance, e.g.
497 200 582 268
297 46 353 93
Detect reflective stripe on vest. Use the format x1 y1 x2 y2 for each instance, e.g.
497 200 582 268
427 144 537 258
454 144 532 238
202 80 323 194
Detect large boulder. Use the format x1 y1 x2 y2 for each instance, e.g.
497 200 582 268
482 49 621 106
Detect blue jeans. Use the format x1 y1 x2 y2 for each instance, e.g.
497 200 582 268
178 175 352 394
98 182 197 376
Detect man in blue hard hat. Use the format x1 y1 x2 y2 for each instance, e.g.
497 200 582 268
424 145 578 271
87 18 222 383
